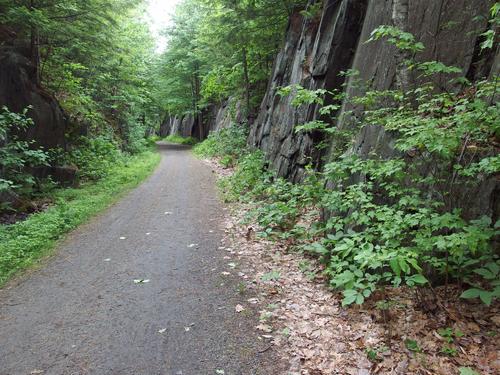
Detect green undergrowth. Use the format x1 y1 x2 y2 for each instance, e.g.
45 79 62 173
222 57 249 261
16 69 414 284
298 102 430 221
195 53 499 309
0 148 160 286
163 134 198 145
193 125 248 167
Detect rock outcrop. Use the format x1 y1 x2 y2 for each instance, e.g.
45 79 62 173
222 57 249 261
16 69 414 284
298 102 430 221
245 0 499 220
159 98 246 140
330 0 499 220
0 46 68 150
248 0 368 181
206 99 247 134
248 0 498 183
158 114 193 138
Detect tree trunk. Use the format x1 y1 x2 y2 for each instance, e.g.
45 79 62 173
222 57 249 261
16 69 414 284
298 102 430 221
192 61 203 139
242 47 251 120
30 0 41 85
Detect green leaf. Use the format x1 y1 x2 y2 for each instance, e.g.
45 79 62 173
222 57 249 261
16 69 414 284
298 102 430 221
460 288 481 299
355 293 365 305
389 258 401 276
305 242 329 255
459 367 479 375
474 268 495 280
486 262 499 276
261 270 281 282
399 258 410 274
406 274 428 286
342 289 358 306
404 339 420 352
479 290 493 306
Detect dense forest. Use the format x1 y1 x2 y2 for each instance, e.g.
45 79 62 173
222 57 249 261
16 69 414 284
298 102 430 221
0 0 158 187
0 0 499 374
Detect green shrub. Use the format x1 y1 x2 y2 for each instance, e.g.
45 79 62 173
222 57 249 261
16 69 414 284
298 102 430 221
203 26 500 308
163 134 198 145
123 120 150 154
218 151 269 201
193 123 248 165
0 107 50 200
66 136 122 181
275 26 499 306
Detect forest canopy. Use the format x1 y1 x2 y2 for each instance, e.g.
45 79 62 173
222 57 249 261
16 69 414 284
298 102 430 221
155 0 306 118
0 0 158 150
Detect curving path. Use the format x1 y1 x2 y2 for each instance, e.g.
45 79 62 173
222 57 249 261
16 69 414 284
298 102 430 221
0 143 279 375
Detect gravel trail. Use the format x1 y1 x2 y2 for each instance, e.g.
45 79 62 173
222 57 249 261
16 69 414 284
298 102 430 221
0 143 280 375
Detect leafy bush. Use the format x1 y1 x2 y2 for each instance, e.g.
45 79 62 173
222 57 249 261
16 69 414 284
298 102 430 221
193 123 248 166
202 25 500 307
316 155 497 306
218 151 270 202
163 134 198 145
65 136 122 181
122 119 153 154
270 26 499 306
278 77 500 307
0 107 50 199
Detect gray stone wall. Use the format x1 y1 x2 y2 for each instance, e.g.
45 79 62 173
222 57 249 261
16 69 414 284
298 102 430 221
0 47 68 150
247 0 498 219
249 0 497 181
248 0 368 181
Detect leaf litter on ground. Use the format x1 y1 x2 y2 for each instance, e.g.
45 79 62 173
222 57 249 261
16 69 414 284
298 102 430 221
204 157 500 375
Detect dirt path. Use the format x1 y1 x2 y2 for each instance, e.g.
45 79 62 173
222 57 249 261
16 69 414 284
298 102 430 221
0 143 279 375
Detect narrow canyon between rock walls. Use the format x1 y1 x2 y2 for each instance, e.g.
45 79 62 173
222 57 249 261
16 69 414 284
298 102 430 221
0 143 283 375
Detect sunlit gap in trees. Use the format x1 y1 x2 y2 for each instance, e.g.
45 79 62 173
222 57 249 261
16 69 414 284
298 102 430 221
147 0 181 53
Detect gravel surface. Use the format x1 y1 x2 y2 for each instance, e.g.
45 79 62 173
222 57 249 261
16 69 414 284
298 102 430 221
0 143 281 375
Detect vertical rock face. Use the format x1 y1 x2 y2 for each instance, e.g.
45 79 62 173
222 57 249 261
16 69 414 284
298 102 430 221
171 116 181 136
332 0 498 219
158 115 193 138
249 0 497 182
208 98 246 133
0 46 67 150
160 97 245 140
248 0 368 181
159 116 172 137
180 115 195 137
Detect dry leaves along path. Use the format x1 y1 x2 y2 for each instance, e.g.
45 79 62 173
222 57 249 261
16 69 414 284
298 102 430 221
0 143 279 375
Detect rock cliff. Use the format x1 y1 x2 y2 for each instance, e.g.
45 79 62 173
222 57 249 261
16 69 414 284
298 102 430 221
246 0 498 219
0 44 68 150
249 0 498 180
159 98 246 140
249 0 368 181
